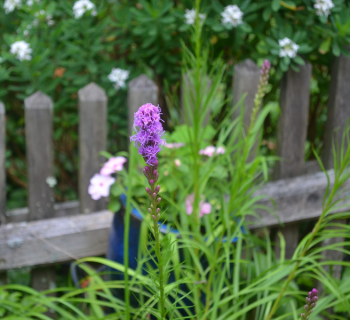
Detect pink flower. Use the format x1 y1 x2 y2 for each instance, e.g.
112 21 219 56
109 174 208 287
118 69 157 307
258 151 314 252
88 174 115 200
100 156 127 175
164 142 185 149
174 159 181 167
185 194 212 218
199 146 225 157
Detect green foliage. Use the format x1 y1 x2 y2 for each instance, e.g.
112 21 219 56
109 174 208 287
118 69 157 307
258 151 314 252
1 0 350 208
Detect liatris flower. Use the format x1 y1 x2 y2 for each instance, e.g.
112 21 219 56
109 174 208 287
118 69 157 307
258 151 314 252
221 5 243 28
254 59 271 107
279 37 299 58
314 0 334 17
130 103 165 166
301 288 318 320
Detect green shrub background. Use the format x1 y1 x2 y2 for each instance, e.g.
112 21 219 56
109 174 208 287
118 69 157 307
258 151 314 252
1 0 350 209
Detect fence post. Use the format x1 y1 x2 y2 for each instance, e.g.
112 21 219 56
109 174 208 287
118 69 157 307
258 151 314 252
128 74 158 135
25 91 56 311
274 63 312 259
0 102 5 285
78 83 107 214
320 50 350 285
232 59 261 160
0 102 5 225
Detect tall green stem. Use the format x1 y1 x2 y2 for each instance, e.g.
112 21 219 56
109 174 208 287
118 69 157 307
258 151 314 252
124 146 135 320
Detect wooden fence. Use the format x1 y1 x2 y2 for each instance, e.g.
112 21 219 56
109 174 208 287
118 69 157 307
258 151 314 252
0 56 350 294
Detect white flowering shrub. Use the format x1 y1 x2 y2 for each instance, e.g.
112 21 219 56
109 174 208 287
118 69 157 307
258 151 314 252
0 0 349 207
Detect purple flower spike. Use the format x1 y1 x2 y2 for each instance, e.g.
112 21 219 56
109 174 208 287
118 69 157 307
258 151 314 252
130 103 165 165
301 288 318 320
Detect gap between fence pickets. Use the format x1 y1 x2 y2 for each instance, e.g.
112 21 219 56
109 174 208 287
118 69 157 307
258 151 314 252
0 169 349 271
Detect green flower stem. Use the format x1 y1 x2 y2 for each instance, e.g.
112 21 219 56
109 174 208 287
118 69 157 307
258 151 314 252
150 183 166 320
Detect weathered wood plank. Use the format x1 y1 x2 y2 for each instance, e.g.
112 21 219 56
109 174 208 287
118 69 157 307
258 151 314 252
0 102 5 225
128 75 158 135
25 92 55 220
78 83 107 214
273 63 312 258
249 170 350 228
5 200 80 223
0 210 112 270
1 171 349 271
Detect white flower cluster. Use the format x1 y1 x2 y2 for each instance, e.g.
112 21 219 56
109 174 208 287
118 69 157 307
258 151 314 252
10 40 32 61
278 37 299 58
108 68 130 90
221 5 243 28
73 0 97 19
184 9 206 25
26 0 40 6
4 0 21 14
314 0 334 17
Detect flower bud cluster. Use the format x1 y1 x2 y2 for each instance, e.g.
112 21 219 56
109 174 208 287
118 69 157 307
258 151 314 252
254 59 271 107
301 288 318 320
144 160 161 220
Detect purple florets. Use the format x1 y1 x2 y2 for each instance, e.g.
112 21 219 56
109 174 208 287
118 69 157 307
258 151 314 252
130 103 165 165
301 288 318 320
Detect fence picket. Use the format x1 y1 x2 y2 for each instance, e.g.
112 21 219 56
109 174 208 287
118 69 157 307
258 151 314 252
232 59 261 160
319 51 350 284
78 83 107 214
0 102 5 285
0 102 5 225
24 91 56 310
274 63 312 259
128 74 158 134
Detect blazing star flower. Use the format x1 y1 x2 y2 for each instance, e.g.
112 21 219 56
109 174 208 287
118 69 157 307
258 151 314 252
184 8 206 25
73 0 97 19
4 0 21 14
108 68 129 90
254 59 271 106
10 41 32 61
186 194 212 218
279 37 299 58
199 146 225 157
314 0 334 17
100 156 127 175
130 103 165 165
301 288 318 320
164 142 185 149
221 5 243 28
88 174 115 200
